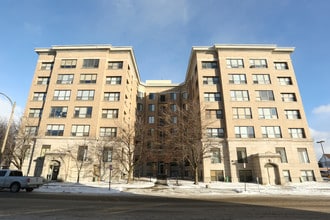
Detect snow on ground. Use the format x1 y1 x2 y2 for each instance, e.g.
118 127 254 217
35 178 330 198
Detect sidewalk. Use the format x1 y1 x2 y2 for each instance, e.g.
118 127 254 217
35 179 330 197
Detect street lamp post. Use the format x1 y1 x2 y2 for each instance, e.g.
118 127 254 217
317 140 328 176
0 92 16 168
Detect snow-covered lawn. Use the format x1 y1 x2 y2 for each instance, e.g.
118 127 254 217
35 178 330 197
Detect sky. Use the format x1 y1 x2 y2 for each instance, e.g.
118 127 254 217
0 0 329 158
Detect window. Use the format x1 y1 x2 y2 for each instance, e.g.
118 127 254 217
100 127 117 137
170 104 177 112
106 76 122 85
202 61 218 69
261 126 282 138
71 125 90 137
237 148 247 163
252 74 271 84
102 109 119 118
159 118 165 126
74 107 92 118
301 170 314 181
137 91 144 100
46 124 64 136
149 93 156 100
137 103 143 111
203 76 220 85
211 148 221 163
56 74 74 84
25 126 38 136
159 95 166 102
37 77 50 85
232 107 252 119
104 92 120 101
148 128 155 136
298 148 310 163
226 59 244 68
50 106 68 118
170 93 177 100
29 108 42 118
204 93 221 101
206 109 223 119
108 61 123 69
239 170 253 182
230 90 249 101
274 62 289 70
276 148 288 163
207 128 224 138
148 104 155 112
256 90 274 101
235 126 255 138
40 145 51 157
33 92 46 101
40 62 53 70
278 77 292 85
77 90 94 101
249 59 267 68
77 146 88 161
80 74 97 84
60 59 77 68
289 128 305 138
258 107 278 119
211 170 224 181
281 93 297 102
103 147 112 162
171 116 177 124
53 90 71 101
83 59 99 68
285 110 301 119
148 116 155 124
182 92 188 99
283 170 291 182
229 74 246 84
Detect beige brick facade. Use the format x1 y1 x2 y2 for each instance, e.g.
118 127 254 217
20 44 322 184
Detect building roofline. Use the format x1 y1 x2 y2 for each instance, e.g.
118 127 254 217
141 80 180 87
34 44 142 83
184 44 295 82
191 44 295 52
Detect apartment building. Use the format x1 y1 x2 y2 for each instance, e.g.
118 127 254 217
20 44 322 184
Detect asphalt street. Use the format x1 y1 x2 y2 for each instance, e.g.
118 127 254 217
0 192 329 220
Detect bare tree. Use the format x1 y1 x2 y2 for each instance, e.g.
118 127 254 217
7 118 37 170
177 101 214 184
112 114 150 184
93 137 116 181
56 142 92 183
155 104 184 176
0 117 21 169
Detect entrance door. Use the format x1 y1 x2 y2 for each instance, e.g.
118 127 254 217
158 162 165 175
265 163 278 185
50 161 60 181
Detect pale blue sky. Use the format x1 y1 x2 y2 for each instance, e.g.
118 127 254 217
0 0 329 157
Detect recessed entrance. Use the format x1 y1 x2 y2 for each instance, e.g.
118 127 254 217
49 160 60 181
264 163 280 185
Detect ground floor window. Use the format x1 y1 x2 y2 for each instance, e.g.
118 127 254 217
282 170 291 182
239 170 253 182
301 170 315 181
210 170 224 181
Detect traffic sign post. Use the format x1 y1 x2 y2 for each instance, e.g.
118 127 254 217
109 164 112 191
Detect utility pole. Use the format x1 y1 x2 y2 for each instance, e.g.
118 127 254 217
0 92 16 168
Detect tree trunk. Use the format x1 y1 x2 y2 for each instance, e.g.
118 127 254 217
194 166 199 184
126 168 133 184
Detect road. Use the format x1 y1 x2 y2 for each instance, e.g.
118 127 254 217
0 192 329 220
